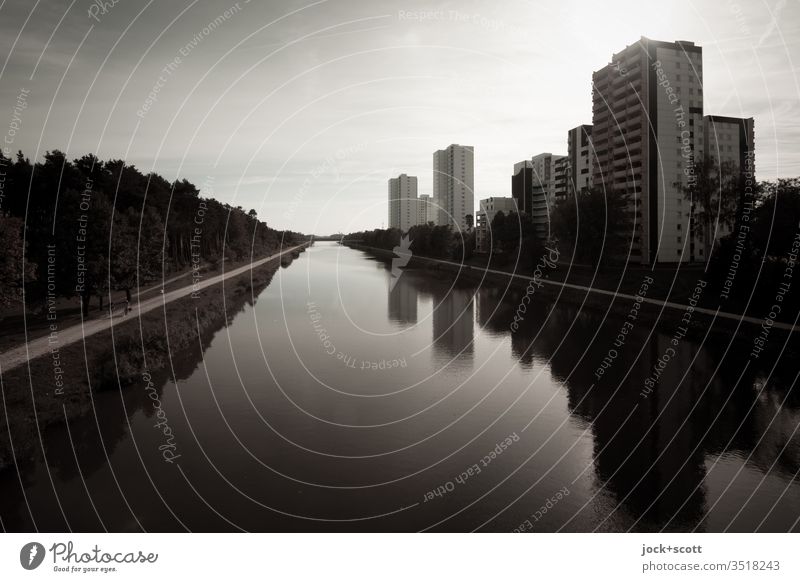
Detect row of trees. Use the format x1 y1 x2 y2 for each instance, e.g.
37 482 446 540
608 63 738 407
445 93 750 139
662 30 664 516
549 160 800 269
0 150 302 311
345 158 800 293
342 223 461 259
342 222 479 264
550 187 631 265
342 213 546 271
485 211 547 271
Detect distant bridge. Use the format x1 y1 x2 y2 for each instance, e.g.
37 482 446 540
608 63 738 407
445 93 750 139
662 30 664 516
311 235 365 244
310 235 345 242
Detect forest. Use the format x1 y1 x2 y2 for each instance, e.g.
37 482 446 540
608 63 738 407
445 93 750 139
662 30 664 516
0 149 302 312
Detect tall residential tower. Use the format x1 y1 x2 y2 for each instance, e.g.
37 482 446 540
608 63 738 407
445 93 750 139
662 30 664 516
417 194 434 225
565 124 594 199
592 37 705 264
388 174 418 232
433 144 475 231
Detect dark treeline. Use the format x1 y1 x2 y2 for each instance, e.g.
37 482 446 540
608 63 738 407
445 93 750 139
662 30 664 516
0 150 302 311
550 187 632 266
704 177 800 315
342 213 547 271
483 211 547 271
342 223 477 263
552 177 800 317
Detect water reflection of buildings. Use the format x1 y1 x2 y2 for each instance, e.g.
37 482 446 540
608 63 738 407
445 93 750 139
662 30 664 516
385 271 475 361
475 286 509 330
387 274 418 324
524 306 712 528
476 283 800 530
432 287 475 361
476 285 556 368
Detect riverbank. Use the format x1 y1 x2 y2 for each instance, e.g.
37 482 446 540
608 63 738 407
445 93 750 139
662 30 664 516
345 243 799 346
0 243 310 373
0 246 306 473
0 262 211 353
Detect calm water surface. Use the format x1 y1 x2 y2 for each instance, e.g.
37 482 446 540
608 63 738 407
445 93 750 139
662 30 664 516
2 242 799 532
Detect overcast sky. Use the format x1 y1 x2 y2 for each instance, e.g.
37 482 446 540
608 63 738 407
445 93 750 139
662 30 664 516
1 0 798 234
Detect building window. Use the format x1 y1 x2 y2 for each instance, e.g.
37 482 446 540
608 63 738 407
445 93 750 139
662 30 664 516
677 223 682 230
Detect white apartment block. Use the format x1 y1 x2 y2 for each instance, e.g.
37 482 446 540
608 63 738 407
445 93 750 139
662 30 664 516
476 197 517 252
511 160 534 214
699 115 755 244
433 144 475 232
529 184 550 240
417 194 435 225
511 154 564 241
593 37 706 264
703 116 754 170
480 196 519 217
388 174 418 232
530 153 566 239
530 153 567 207
565 124 594 199
553 156 570 203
